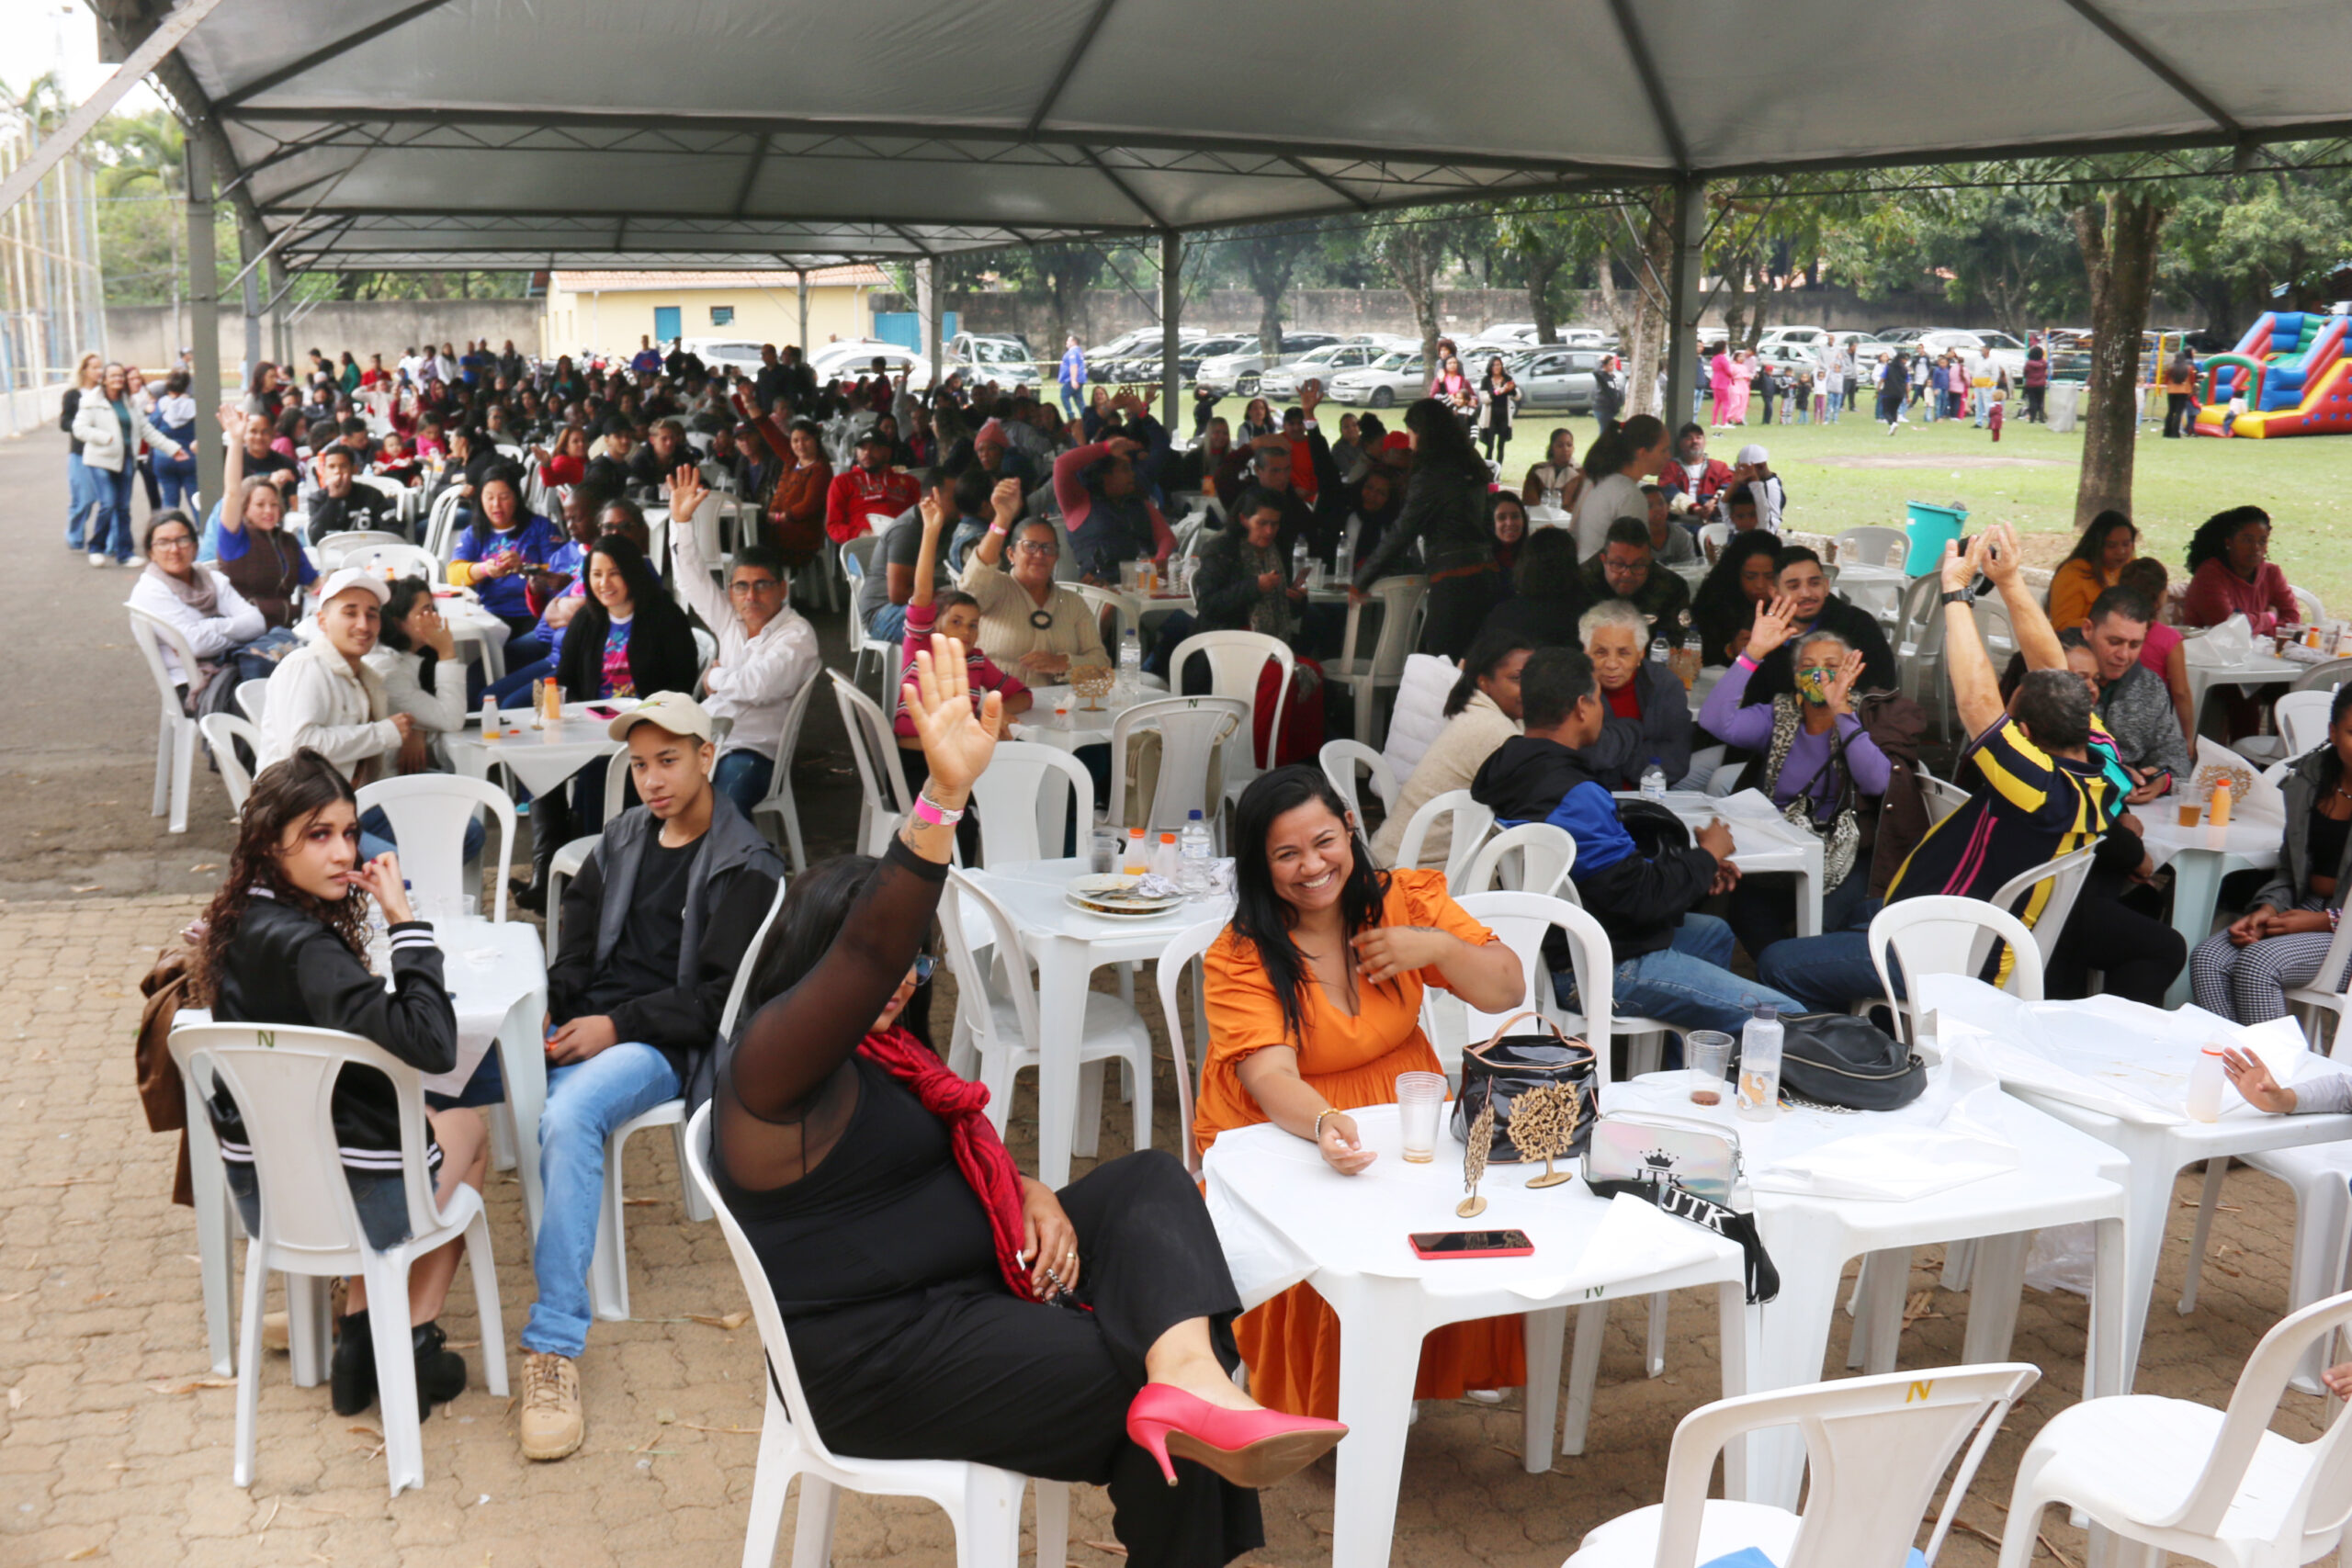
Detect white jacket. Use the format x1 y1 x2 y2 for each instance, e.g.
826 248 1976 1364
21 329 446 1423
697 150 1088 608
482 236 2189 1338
1369 690 1520 869
259 635 400 777
127 570 266 686
670 511 820 760
72 395 185 474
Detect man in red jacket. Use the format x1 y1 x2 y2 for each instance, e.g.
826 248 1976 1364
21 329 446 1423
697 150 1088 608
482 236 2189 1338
822 429 919 544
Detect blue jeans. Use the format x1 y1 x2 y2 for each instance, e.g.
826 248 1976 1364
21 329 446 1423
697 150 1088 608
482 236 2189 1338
1060 382 1083 419
522 1042 683 1358
89 464 137 559
65 453 94 548
869 601 909 647
155 450 200 513
1823 389 1842 424
712 749 773 818
1758 929 1906 1016
1576 913 1804 1039
1973 388 1996 425
358 803 486 866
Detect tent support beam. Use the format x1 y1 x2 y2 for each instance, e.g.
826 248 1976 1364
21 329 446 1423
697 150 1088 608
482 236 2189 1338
187 127 223 502
731 133 771 219
0 0 225 221
215 0 466 111
1025 0 1120 136
1080 150 1168 230
1663 176 1704 428
888 223 937 258
1159 229 1181 441
1282 155 1370 211
1602 0 1688 169
2055 0 2240 136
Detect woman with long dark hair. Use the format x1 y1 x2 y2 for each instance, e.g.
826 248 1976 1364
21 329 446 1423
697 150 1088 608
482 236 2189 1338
1571 412 1668 559
714 642 1337 1568
1350 397 1498 659
194 750 486 1418
1476 354 1519 462
2045 509 2138 628
1368 630 1532 867
1521 425 1584 512
449 466 563 636
1486 491 1530 580
2181 504 2300 632
554 534 699 703
1194 766 1524 1416
1690 530 1786 668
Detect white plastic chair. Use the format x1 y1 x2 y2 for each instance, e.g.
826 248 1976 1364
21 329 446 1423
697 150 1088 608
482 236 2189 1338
1380 653 1460 780
2276 689 2336 758
170 1022 509 1498
1984 842 2099 966
1154 917 1230 1178
336 541 441 582
1996 1290 2352 1568
545 750 633 961
1569 1363 2039 1568
126 606 202 833
1106 695 1248 837
198 711 260 815
1833 525 1912 569
1915 769 1970 825
2283 888 2352 1052
967 741 1095 867
841 536 892 699
2293 584 2328 627
942 872 1153 1160
314 528 410 569
1390 789 1496 895
583 878 790 1323
2182 1140 2352 1393
2287 657 2352 696
748 675 822 874
355 773 517 924
1171 629 1294 785
1696 521 1733 562
234 677 270 724
1323 574 1428 750
424 488 465 562
1866 895 2046 1049
682 1104 1069 1568
831 671 915 856
1459 822 1577 901
1318 739 1398 825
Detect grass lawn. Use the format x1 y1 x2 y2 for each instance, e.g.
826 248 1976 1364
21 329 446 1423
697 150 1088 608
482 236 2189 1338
1193 393 2352 613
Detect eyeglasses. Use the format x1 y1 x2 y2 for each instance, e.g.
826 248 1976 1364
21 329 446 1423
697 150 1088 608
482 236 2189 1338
906 954 937 986
728 577 782 594
1013 541 1059 557
151 534 196 549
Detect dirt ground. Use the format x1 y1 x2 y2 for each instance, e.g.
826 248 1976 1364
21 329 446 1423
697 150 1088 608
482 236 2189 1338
0 427 2338 1567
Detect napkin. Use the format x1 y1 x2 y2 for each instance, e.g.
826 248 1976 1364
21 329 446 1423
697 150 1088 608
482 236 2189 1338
1750 1044 2021 1201
2181 614 2254 667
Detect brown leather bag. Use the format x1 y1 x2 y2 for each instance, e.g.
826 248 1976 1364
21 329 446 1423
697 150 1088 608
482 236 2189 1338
136 949 196 1208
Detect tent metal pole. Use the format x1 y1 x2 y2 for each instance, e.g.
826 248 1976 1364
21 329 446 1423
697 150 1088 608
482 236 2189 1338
186 128 223 503
1663 175 1703 427
921 256 942 380
1159 228 1180 435
797 272 808 354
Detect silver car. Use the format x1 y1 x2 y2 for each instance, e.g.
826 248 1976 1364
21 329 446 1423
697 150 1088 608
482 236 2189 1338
1193 333 1343 398
1328 350 1428 408
948 333 1039 388
1260 341 1396 401
1507 347 1603 412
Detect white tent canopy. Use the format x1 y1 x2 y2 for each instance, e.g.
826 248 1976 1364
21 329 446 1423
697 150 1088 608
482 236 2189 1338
125 0 2352 273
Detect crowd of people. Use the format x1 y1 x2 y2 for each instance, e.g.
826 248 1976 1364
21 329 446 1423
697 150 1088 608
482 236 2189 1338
105 325 2347 1567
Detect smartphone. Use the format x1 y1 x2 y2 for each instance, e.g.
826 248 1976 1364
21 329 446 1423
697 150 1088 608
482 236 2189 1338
585 704 619 720
1408 1229 1533 1260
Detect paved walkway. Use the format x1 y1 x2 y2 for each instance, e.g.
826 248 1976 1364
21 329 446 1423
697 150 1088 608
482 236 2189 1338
0 889 2336 1567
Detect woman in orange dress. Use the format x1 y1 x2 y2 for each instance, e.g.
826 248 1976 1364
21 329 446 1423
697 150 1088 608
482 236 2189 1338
1192 765 1528 1420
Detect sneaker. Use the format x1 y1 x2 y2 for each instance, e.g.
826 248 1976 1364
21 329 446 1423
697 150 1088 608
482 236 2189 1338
412 1320 468 1415
331 1309 378 1416
89 553 109 568
122 555 145 567
518 1350 583 1460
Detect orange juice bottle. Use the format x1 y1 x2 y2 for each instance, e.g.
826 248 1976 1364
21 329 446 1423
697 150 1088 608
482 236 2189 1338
2210 780 2233 827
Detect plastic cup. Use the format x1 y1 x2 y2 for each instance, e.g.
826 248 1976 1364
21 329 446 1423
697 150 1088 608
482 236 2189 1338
1396 1072 1447 1164
2177 801 2202 829
1089 827 1123 876
1686 1031 1734 1107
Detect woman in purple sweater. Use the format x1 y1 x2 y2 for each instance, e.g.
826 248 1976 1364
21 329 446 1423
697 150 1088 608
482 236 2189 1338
1700 593 1891 959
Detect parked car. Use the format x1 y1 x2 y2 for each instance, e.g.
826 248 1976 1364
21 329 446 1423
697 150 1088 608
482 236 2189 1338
1260 340 1400 400
1328 349 1429 408
1086 328 1160 365
1193 332 1343 397
1507 346 1603 412
1908 328 2030 379
679 338 769 377
808 339 936 386
947 332 1040 388
1094 332 1219 384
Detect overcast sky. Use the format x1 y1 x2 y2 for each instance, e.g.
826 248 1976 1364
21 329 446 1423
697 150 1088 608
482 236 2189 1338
2 0 165 113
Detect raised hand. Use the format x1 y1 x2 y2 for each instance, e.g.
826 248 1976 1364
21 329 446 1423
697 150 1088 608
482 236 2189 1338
990 478 1023 527
1822 647 1868 714
903 635 1001 799
669 464 706 520
1747 594 1801 660
1939 538 1974 592
1979 522 2023 585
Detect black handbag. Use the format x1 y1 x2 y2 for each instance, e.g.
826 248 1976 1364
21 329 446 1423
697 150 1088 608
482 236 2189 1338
1453 1011 1600 1163
1761 1010 1927 1111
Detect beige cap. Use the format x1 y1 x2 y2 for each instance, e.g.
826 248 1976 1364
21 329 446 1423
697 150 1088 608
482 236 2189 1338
317 567 390 605
605 690 712 742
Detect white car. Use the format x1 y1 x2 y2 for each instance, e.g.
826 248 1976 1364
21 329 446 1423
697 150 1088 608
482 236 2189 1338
808 339 937 386
1259 340 1402 401
1193 333 1344 398
676 337 769 377
1328 349 1428 408
1906 329 2030 379
947 332 1039 388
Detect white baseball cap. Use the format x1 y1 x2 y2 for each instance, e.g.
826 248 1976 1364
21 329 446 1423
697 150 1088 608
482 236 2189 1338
316 567 390 606
606 690 713 743
1736 444 1770 467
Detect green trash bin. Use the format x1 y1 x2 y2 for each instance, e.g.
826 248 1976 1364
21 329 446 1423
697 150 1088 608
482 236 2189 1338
1904 502 1969 576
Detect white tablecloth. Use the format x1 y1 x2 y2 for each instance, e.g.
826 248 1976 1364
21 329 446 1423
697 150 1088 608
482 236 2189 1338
2181 646 2302 730
420 916 549 1099
1623 789 1826 936
445 699 630 798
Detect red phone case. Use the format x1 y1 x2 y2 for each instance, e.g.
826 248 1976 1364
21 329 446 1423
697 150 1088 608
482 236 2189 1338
1408 1230 1533 1260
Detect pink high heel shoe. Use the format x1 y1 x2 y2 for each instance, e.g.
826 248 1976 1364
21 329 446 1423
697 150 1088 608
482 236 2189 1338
1125 1383 1347 1488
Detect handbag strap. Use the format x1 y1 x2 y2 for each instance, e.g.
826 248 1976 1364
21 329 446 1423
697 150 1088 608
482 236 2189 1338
1464 1010 1571 1064
1588 1178 1781 1304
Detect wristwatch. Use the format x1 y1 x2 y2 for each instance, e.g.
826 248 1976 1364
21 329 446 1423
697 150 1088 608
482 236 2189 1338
1939 587 1974 607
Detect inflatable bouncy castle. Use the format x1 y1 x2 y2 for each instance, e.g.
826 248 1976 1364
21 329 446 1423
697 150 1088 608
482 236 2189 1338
2193 310 2352 438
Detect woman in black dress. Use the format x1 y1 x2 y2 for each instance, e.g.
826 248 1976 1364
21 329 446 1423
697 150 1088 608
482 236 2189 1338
710 637 1344 1568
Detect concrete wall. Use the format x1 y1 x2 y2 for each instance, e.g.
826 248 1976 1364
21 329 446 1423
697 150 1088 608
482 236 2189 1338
537 283 870 360
104 299 542 377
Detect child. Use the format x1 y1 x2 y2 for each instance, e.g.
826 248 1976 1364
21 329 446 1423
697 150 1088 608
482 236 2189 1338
894 487 1034 855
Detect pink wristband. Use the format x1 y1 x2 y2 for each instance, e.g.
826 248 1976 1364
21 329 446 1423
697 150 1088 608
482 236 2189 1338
988 519 1010 536
911 791 965 829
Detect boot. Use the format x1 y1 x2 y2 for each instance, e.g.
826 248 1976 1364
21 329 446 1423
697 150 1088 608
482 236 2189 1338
512 795 571 914
331 1308 378 1416
412 1320 468 1416
518 1350 583 1461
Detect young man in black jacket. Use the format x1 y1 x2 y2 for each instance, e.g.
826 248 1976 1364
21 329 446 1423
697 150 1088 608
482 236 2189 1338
519 693 783 1462
1469 647 1801 1035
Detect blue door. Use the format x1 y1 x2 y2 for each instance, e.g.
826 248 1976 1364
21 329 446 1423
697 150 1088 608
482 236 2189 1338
872 311 960 352
653 305 682 344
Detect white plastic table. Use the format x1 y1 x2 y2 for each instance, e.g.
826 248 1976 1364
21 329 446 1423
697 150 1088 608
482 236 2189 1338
1932 987 2352 1395
2180 645 2301 734
956 856 1233 1187
1621 789 1826 936
1604 1066 2131 1510
2136 795 2283 1006
1829 560 1911 621
1203 1104 1751 1568
444 699 630 798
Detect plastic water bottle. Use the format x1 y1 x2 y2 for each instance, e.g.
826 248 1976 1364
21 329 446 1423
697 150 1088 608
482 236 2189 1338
1292 539 1308 587
1640 758 1668 802
1118 626 1142 699
1736 1004 1783 1122
1178 808 1214 896
1648 634 1669 667
480 691 499 733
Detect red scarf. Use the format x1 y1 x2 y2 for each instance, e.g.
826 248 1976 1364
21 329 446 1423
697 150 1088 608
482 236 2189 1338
856 1026 1037 1301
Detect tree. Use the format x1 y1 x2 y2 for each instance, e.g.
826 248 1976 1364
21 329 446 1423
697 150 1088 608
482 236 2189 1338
2068 178 2173 526
1224 221 1326 357
1501 198 1610 344
1373 211 1448 367
1595 187 1678 419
